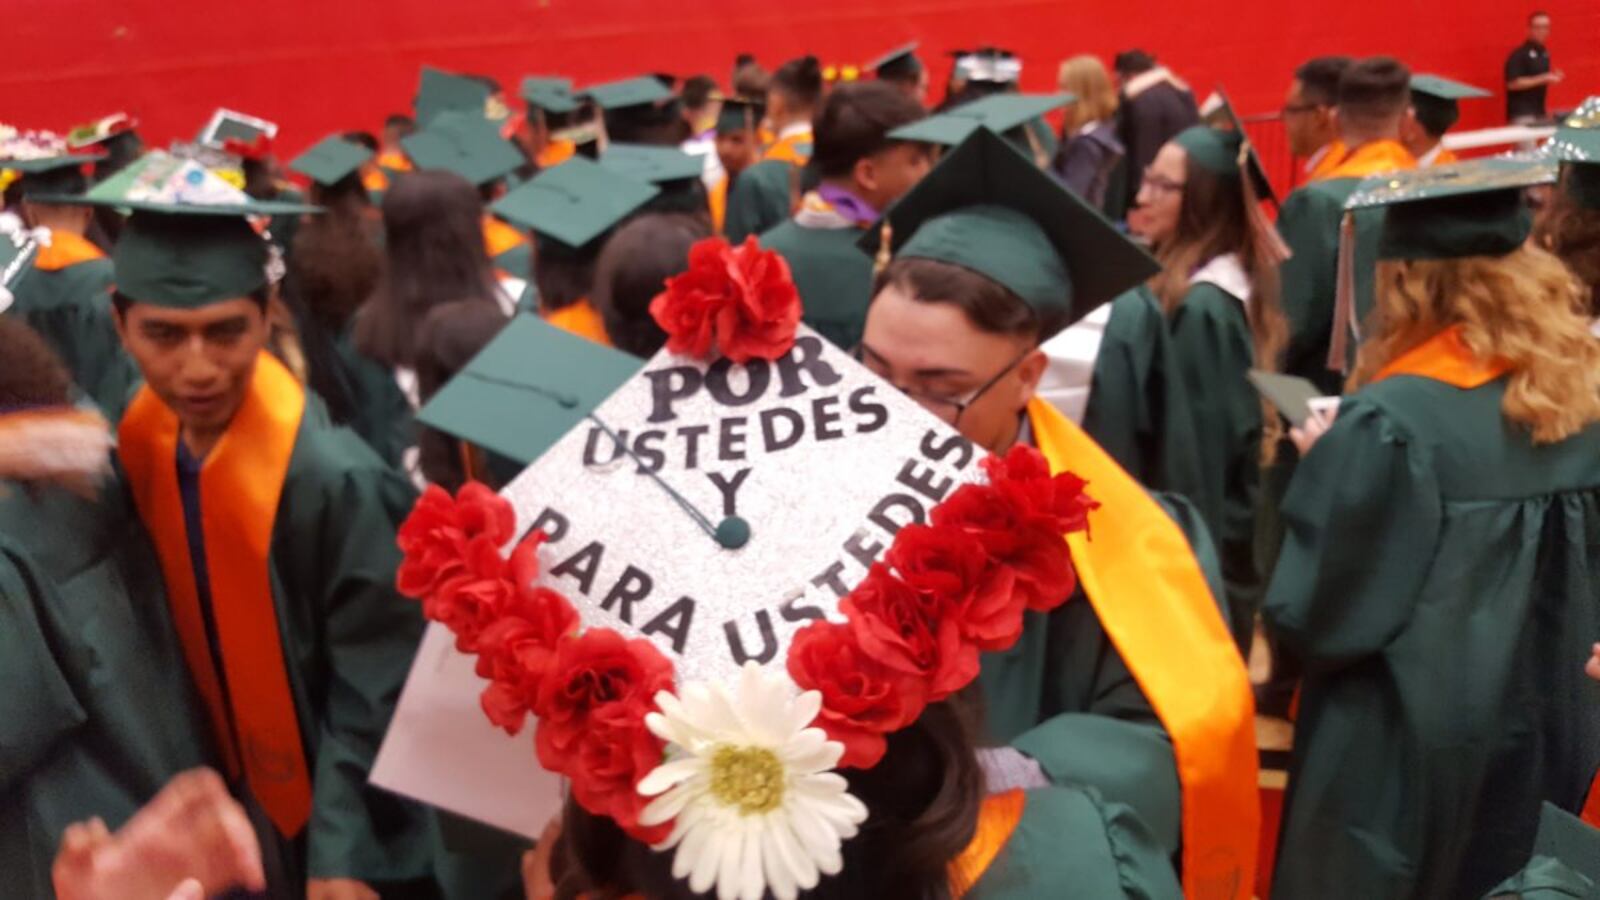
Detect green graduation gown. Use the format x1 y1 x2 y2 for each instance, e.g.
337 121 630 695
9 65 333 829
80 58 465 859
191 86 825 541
977 490 1227 863
724 160 795 244
7 245 139 420
1275 179 1383 394
1080 287 1208 512
1168 275 1263 651
759 219 872 351
1265 372 1600 899
332 328 414 470
0 476 211 898
969 786 1183 899
117 357 432 887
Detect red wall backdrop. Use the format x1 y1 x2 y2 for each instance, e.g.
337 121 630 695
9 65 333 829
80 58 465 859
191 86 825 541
3 0 1596 171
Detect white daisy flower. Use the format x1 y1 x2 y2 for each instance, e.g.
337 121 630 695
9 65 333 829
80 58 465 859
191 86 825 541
637 662 869 900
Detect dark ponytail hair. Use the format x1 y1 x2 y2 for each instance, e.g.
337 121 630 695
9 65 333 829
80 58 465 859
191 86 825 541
772 55 825 110
551 687 986 900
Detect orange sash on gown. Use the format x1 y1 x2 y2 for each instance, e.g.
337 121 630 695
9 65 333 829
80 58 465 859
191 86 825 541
33 230 105 271
544 298 612 346
119 353 312 837
483 215 528 262
1308 138 1417 182
1028 398 1260 900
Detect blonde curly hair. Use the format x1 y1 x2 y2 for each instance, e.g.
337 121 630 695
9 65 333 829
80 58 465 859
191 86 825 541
1351 245 1600 443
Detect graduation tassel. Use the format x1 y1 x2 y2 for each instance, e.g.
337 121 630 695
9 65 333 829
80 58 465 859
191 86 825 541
1326 213 1358 376
873 220 894 277
1240 140 1291 268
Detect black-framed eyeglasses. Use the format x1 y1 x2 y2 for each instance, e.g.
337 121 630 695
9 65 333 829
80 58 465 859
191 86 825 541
1281 102 1320 117
853 344 1031 425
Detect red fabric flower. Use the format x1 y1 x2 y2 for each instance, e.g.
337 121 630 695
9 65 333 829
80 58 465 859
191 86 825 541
984 445 1099 537
648 236 802 363
787 619 929 768
396 483 517 600
931 482 1079 613
887 524 1024 652
473 584 581 735
563 704 673 845
840 564 976 701
423 536 515 651
650 238 728 359
533 629 675 765
714 237 802 363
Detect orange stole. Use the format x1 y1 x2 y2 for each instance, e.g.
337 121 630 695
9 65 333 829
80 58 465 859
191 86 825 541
710 173 729 234
1027 398 1260 900
537 139 576 169
484 215 528 262
544 298 612 346
362 167 390 193
1310 138 1417 182
763 129 813 165
948 789 1026 898
376 149 413 172
1585 771 1600 828
1371 326 1510 388
118 352 312 837
34 230 105 272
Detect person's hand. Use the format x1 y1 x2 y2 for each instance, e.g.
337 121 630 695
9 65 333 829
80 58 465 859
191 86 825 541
52 768 264 900
307 878 380 900
1290 412 1334 457
522 814 563 900
1587 643 1600 683
1548 70 1566 84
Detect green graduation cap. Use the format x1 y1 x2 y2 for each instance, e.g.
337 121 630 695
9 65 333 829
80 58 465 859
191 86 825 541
38 150 321 217
521 76 580 115
416 65 492 127
417 313 644 466
401 110 525 187
1409 74 1491 137
2 153 104 199
288 134 374 187
581 76 673 111
490 156 658 249
1548 126 1600 210
889 93 1075 147
860 127 1159 326
869 42 923 83
1487 804 1600 898
1195 87 1277 205
598 143 704 185
716 98 765 135
1345 155 1557 260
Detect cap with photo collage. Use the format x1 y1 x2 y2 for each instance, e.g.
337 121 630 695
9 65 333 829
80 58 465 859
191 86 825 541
288 134 374 188
395 190 1108 900
401 110 525 188
1546 124 1600 210
1408 74 1491 136
869 41 922 83
1345 154 1557 260
889 92 1074 149
861 126 1158 327
39 150 320 309
490 155 658 251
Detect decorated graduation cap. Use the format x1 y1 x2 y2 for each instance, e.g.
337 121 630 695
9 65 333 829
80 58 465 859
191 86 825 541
196 108 278 157
416 65 493 127
860 127 1158 327
491 155 658 250
581 75 674 111
41 150 319 308
892 92 1074 149
1547 126 1600 210
1563 95 1600 130
393 232 1099 900
402 110 525 187
1 149 105 199
1346 154 1556 260
66 112 138 149
951 47 1022 85
288 134 374 187
1408 74 1491 137
869 41 922 84
716 97 765 135
521 76 580 115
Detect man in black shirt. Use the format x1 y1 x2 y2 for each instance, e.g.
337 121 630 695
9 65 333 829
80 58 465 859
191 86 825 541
1504 11 1562 122
1113 49 1199 211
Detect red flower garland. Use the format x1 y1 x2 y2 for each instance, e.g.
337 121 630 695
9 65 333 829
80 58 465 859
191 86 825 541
648 236 803 364
221 134 272 161
790 445 1098 768
394 442 1096 839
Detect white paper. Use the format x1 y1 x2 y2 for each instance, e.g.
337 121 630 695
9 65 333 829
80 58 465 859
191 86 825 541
371 623 564 840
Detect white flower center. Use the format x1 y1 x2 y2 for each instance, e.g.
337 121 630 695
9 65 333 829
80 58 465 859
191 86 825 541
708 744 785 815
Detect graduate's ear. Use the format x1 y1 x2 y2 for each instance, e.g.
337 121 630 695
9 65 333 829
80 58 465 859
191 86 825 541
1012 346 1048 406
852 155 879 194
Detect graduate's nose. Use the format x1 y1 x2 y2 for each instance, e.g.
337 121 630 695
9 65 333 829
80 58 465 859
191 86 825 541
176 336 224 387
